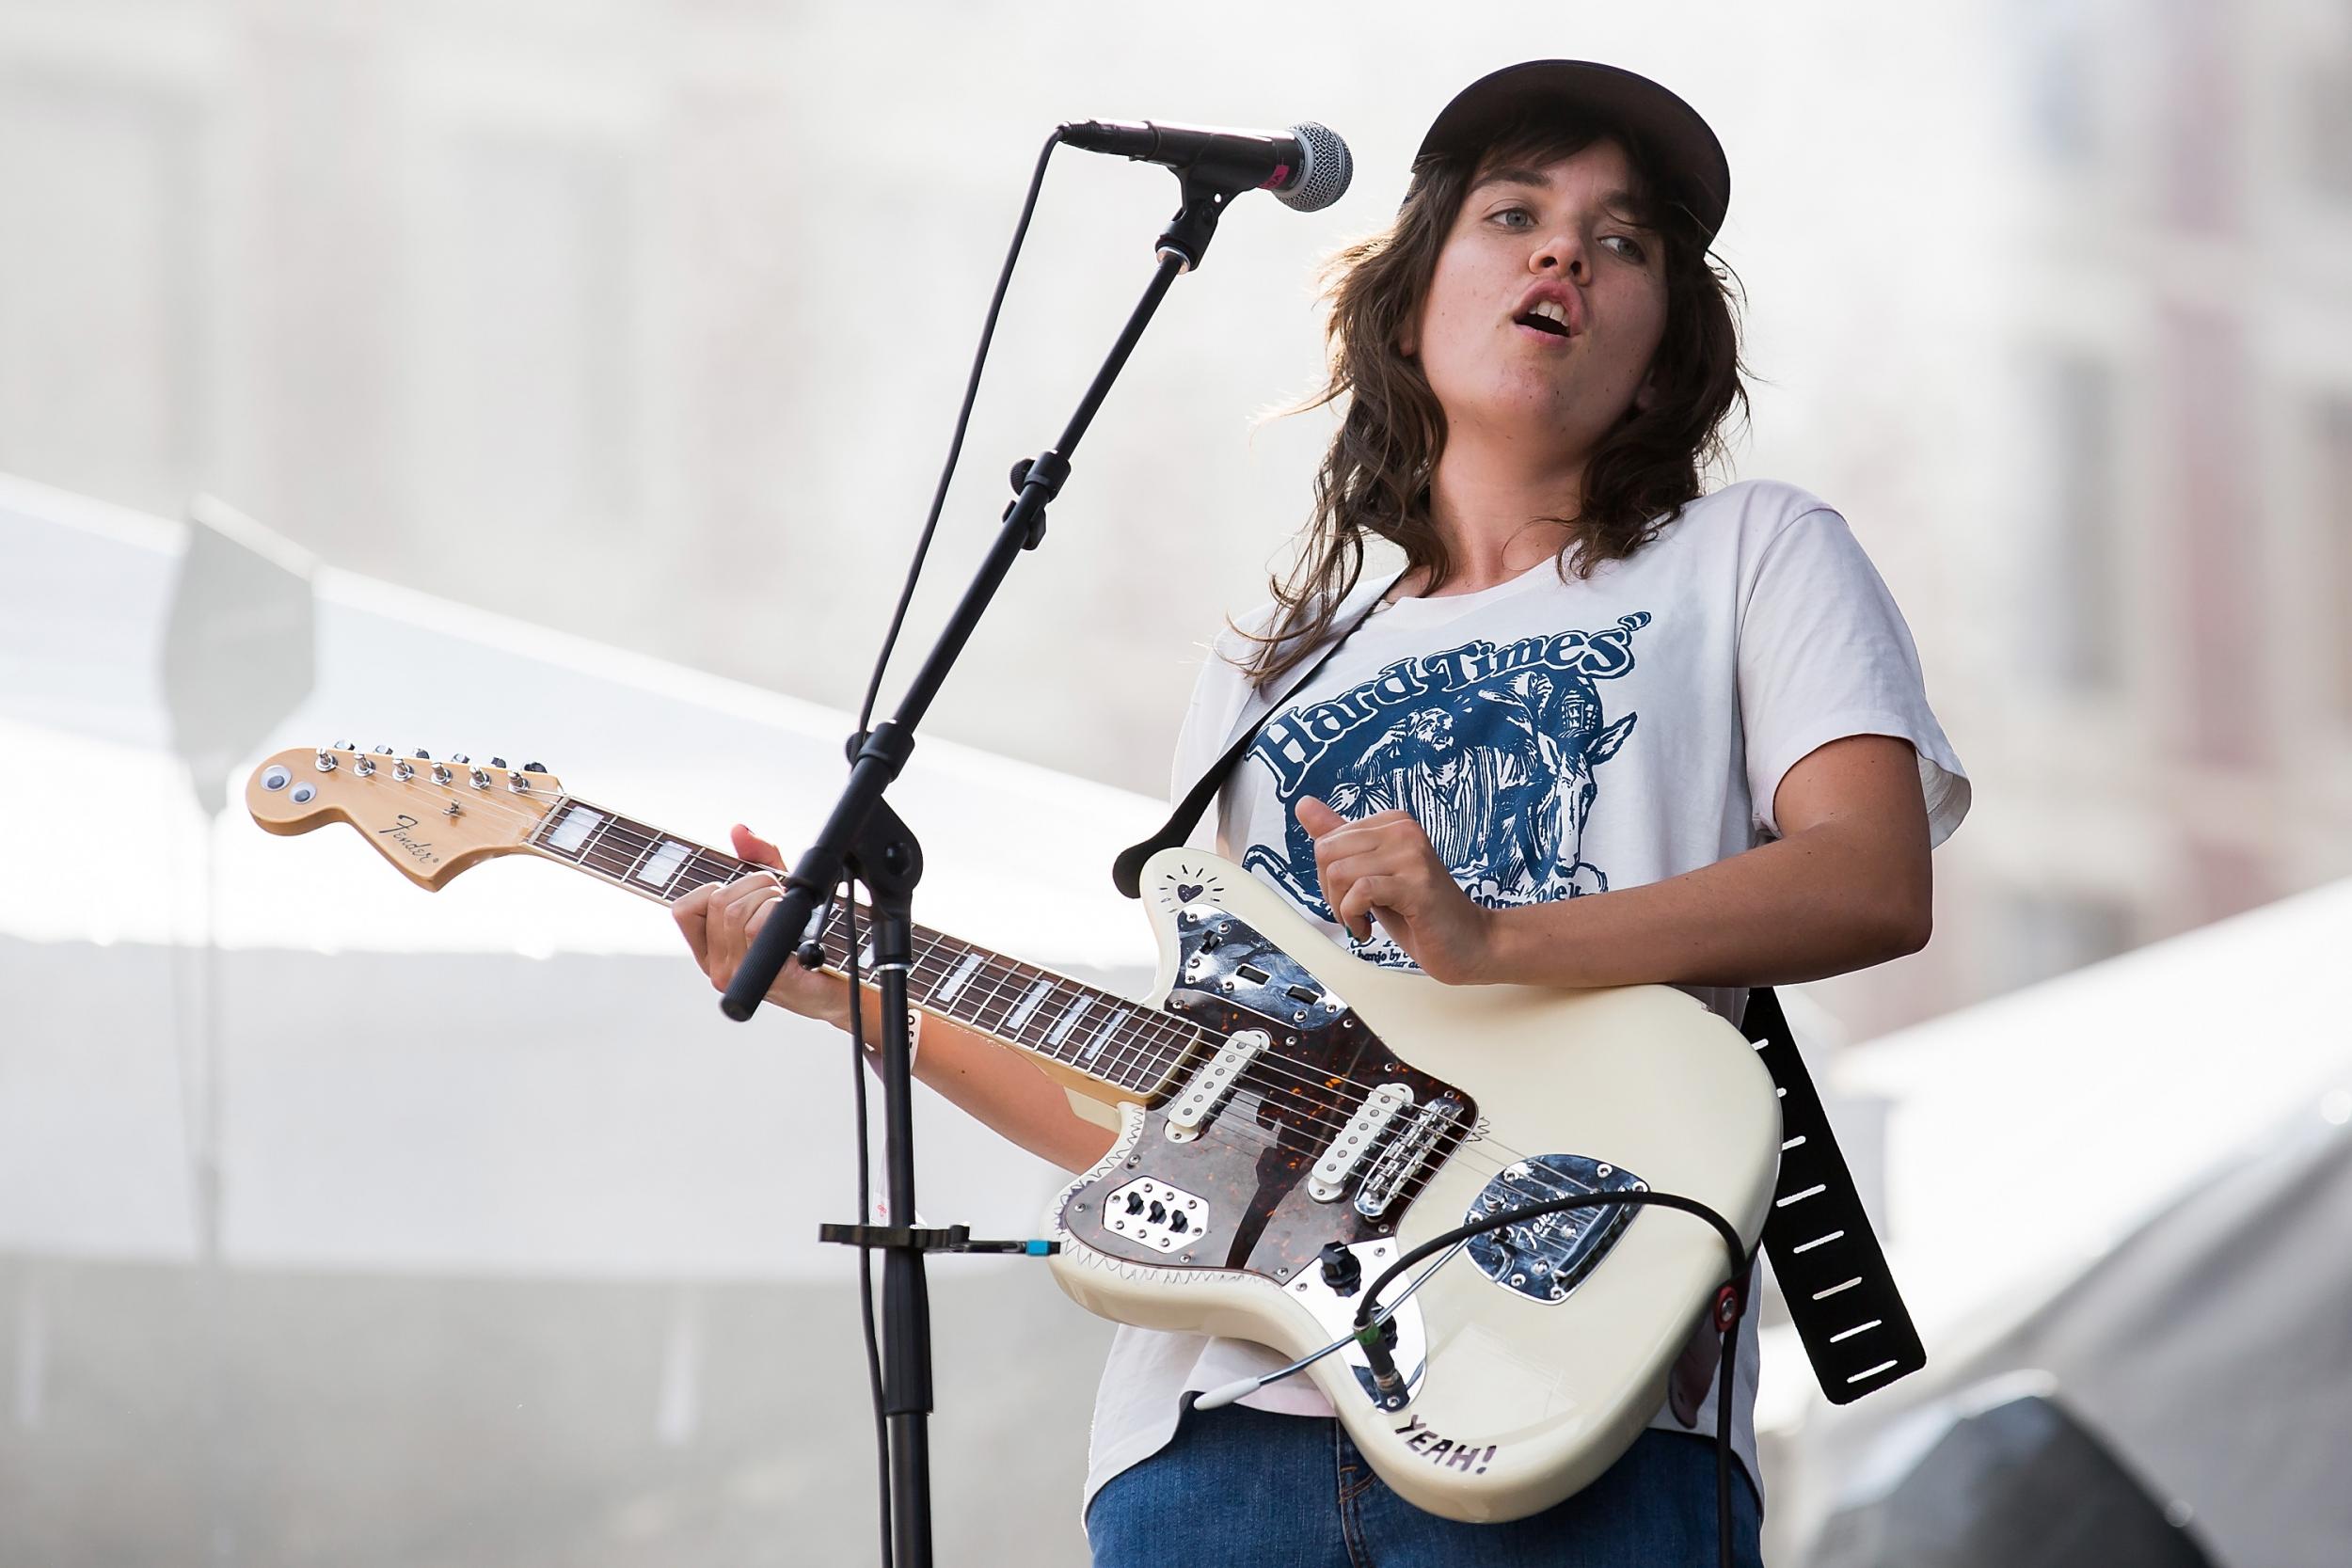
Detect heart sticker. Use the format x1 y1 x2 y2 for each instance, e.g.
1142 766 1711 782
1175 882 1204 903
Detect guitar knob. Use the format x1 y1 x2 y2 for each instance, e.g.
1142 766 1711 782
1316 1241 1362 1296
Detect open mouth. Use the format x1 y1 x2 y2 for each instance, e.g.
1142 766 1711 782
1514 302 1573 338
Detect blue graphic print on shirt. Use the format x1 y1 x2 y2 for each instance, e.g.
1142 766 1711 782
1242 613 1651 968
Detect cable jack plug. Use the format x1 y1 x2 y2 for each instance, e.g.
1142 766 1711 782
1357 1315 1407 1410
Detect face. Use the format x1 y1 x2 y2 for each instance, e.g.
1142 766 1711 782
1408 140 1669 461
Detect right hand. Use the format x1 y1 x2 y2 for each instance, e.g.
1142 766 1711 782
674 824 853 1027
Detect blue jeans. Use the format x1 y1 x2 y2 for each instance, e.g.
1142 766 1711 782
1086 1403 1762 1568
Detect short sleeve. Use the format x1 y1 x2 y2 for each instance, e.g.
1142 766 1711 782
1737 508 1969 845
1168 623 1262 852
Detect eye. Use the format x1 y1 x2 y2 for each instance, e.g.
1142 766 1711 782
1487 205 1536 230
1600 234 1650 263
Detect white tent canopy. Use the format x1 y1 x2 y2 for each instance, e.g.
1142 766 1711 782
0 471 1169 1277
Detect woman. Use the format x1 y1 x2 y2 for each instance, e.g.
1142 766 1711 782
678 60 1968 1568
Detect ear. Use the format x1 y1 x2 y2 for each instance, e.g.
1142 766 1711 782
1583 711 1638 767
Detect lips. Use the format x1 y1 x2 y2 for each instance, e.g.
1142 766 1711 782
1511 282 1584 339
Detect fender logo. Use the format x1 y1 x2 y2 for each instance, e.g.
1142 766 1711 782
1392 1415 1496 1474
377 815 440 865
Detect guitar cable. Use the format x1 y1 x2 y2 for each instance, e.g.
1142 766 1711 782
854 128 1065 741
824 128 1066 1568
839 887 898 1568
1202 1190 1753 1568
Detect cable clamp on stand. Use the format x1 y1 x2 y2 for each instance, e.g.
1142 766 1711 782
818 1223 1060 1258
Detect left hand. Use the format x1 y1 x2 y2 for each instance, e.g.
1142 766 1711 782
1296 796 1495 985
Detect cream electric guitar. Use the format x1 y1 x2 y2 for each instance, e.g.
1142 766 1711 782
247 744 1781 1523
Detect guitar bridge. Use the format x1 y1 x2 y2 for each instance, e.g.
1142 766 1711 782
1465 1156 1645 1304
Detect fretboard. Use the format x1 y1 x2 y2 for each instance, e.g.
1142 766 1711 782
526 796 1198 1098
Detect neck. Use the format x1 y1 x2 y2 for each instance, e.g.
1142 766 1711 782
1415 431 1588 595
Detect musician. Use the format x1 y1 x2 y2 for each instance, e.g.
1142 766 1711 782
677 60 1967 1568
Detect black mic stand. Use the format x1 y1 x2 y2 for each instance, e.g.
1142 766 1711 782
720 171 1245 1568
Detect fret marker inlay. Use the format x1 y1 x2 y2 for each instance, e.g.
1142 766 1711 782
1008 981 1053 1034
1084 1009 1127 1063
1048 996 1093 1049
634 841 690 888
934 951 983 1004
546 806 603 855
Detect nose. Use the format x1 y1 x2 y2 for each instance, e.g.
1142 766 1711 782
1531 227 1590 284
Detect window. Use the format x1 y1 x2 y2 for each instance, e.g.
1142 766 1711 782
2030 352 2123 693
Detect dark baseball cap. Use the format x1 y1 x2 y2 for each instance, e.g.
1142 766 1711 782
1416 60 1731 243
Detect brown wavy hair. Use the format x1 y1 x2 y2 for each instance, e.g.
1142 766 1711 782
1240 113 1749 686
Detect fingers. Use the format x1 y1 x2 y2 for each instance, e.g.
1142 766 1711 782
1336 875 1412 942
731 822 787 870
675 866 786 991
705 871 785 990
1295 798 1442 940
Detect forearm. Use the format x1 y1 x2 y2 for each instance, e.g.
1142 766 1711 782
840 986 1120 1176
1477 817 1931 990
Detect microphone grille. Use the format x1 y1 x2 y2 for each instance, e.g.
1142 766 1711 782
1278 122 1353 213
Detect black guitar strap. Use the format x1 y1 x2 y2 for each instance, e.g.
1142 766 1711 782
1740 987 1926 1403
1111 574 1405 900
1111 602 1925 1403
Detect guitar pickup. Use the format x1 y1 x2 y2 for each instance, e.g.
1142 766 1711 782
1310 1083 1414 1201
1163 1029 1268 1144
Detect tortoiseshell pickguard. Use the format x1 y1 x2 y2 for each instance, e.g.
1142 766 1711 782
1058 904 1476 1282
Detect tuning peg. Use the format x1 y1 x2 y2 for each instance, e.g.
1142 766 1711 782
333 738 354 751
373 745 393 754
449 752 470 765
315 748 339 772
413 749 431 759
392 758 416 782
523 762 548 773
490 756 507 769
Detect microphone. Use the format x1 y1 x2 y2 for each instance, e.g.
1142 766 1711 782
1060 119 1353 213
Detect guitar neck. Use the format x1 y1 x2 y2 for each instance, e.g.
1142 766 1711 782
525 795 1194 1100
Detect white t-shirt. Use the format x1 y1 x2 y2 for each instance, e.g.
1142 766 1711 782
1080 478 1970 1520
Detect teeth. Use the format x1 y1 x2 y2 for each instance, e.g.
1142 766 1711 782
1531 301 1569 327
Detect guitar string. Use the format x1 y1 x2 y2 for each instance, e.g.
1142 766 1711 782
389 778 1463 1121
317 771 1679 1179
344 773 1443 1144
318 773 1625 1176
303 771 1646 1206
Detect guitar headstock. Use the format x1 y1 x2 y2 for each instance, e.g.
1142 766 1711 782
246 743 567 891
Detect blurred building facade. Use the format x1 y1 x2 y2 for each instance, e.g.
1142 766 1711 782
1843 0 2352 1038
2 0 2348 1029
